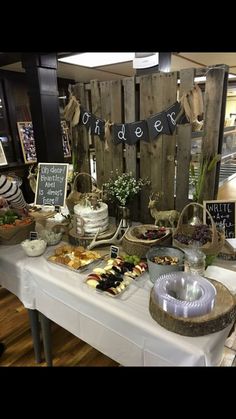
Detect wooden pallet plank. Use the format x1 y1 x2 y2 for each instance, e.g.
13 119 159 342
139 74 161 223
72 83 91 191
100 81 112 182
175 125 192 211
175 68 195 212
201 66 229 201
123 77 137 176
123 77 139 221
161 72 178 210
90 79 106 189
110 79 124 175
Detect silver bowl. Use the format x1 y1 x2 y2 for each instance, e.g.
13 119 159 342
146 246 185 283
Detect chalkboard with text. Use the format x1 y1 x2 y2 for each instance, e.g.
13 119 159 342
203 200 236 239
34 163 69 207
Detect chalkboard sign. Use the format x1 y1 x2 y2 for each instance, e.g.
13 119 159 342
203 200 236 239
34 163 69 207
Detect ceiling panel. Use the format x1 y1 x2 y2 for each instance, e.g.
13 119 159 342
176 52 236 72
1 53 236 83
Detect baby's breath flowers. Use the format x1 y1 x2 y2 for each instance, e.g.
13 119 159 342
103 171 150 206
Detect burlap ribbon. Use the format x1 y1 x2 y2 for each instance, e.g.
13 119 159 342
63 95 81 127
104 120 113 151
180 83 204 124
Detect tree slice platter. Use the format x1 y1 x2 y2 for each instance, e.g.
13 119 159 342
68 224 117 247
149 278 236 336
218 243 236 261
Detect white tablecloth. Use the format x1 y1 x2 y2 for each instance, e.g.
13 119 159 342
0 244 234 366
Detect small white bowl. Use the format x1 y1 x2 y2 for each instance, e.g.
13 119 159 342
21 239 47 257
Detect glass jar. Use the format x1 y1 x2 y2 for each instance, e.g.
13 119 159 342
184 249 206 276
116 205 131 229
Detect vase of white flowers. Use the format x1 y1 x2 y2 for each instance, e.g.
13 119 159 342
116 205 130 229
103 171 150 228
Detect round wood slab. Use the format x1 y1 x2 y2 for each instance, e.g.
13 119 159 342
68 224 117 247
149 278 236 336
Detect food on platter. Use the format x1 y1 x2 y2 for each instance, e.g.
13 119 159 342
174 224 212 246
47 244 101 271
137 227 167 240
151 255 179 265
85 255 148 297
0 210 33 228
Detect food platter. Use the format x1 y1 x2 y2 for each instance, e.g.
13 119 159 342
84 256 148 298
45 243 104 273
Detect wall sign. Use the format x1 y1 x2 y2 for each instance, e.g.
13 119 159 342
17 121 37 164
61 120 71 158
34 162 69 207
204 200 236 239
17 120 71 163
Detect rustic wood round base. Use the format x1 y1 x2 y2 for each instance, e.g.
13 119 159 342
68 224 117 247
218 243 236 261
149 279 236 336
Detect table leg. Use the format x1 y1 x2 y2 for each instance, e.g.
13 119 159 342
39 313 53 366
27 309 42 364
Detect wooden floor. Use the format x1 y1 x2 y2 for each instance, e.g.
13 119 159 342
0 287 119 367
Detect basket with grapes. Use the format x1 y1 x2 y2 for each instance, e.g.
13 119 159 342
122 224 171 258
173 203 225 256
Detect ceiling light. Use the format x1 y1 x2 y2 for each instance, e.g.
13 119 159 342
58 53 135 67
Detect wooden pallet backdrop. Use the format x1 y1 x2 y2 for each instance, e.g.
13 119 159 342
71 65 228 223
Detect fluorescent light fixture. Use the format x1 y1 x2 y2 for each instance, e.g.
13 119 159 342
59 53 135 67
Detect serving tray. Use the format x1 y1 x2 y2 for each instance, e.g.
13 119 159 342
84 256 148 298
45 243 103 274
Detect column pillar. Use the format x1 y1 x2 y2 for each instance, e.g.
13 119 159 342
22 53 64 162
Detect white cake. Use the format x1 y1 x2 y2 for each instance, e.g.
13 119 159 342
74 202 109 235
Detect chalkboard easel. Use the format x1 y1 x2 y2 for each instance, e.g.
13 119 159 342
203 199 236 239
34 162 69 207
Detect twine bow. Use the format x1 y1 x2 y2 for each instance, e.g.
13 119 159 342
104 120 113 151
63 85 81 127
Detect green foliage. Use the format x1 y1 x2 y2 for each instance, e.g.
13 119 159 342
190 154 221 204
205 254 217 268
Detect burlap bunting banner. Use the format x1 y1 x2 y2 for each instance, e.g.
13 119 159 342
74 99 186 146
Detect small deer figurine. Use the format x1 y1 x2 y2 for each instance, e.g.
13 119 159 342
148 193 180 228
27 165 37 193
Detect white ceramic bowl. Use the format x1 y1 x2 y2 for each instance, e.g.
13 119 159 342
21 239 47 257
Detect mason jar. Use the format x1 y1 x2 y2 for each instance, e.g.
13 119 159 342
184 249 206 276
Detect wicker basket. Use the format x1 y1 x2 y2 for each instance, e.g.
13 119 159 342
66 172 99 214
172 202 225 256
122 224 172 258
0 218 36 245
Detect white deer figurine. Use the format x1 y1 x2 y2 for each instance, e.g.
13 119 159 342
148 193 180 228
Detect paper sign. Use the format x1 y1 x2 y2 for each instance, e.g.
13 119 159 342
30 231 38 241
110 245 119 259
